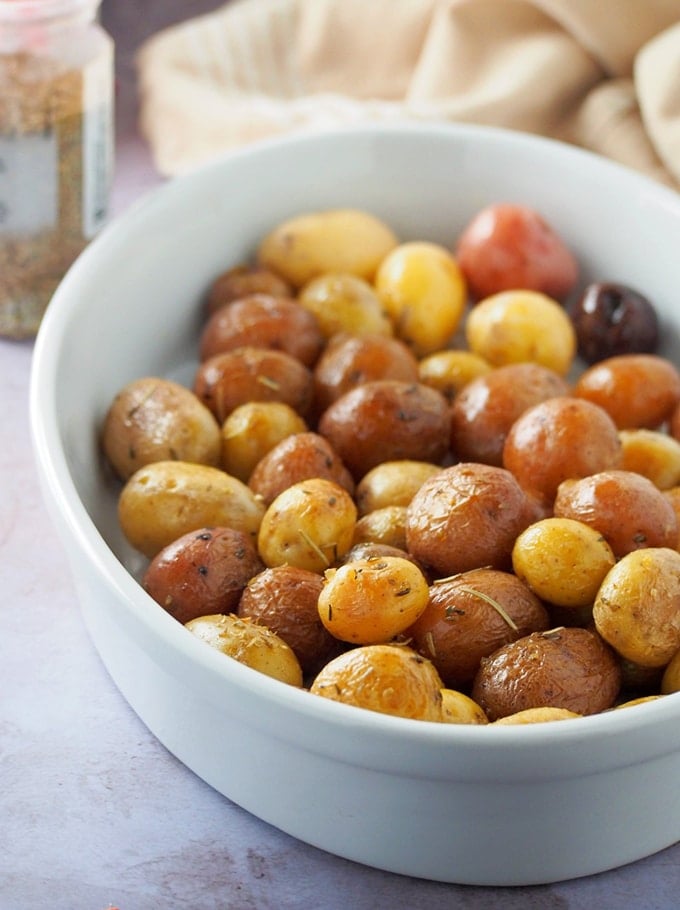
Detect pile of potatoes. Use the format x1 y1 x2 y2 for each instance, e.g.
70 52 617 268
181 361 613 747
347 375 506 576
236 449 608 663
101 205 680 727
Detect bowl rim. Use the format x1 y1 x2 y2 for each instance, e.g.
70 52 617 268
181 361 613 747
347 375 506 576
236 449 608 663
29 120 680 767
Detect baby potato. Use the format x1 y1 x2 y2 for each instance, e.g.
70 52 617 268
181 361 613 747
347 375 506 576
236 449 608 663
193 346 314 423
221 401 307 482
554 470 679 558
503 397 622 507
298 274 393 339
118 461 265 559
512 517 616 609
101 377 221 481
186 613 303 686
355 460 440 516
374 242 467 356
317 380 450 480
352 506 408 550
199 294 325 366
618 429 680 489
465 290 576 376
205 263 293 315
471 627 621 721
593 547 680 667
455 203 579 302
318 555 429 644
407 567 549 688
257 208 399 288
313 332 419 414
405 463 534 576
142 527 264 625
450 362 569 467
257 477 357 572
248 431 354 506
573 354 680 430
238 565 338 676
417 349 492 402
440 689 489 725
310 644 443 721
661 648 680 694
493 708 582 725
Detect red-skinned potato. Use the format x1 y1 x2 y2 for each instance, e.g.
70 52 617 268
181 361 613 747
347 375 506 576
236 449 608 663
143 527 264 625
455 203 578 301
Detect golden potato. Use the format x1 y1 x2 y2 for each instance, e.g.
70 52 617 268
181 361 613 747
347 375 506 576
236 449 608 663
310 644 443 721
186 613 303 686
257 478 357 572
352 506 408 550
257 208 398 288
511 517 616 608
221 401 307 482
593 547 680 667
102 377 221 481
417 349 492 402
298 274 393 339
118 461 265 559
318 556 430 644
493 707 582 725
440 689 489 725
374 242 467 356
355 460 440 516
618 429 680 490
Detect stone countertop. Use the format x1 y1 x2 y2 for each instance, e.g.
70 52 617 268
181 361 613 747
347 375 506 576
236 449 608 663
2 2 680 907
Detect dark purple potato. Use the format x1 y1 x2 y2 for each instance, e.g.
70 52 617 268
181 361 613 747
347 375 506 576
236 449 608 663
569 282 659 364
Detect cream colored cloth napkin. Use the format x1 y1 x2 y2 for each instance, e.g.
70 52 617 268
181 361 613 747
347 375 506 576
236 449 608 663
137 0 680 189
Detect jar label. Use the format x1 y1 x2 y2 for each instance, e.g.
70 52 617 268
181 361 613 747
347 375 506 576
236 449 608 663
0 131 59 233
82 47 114 239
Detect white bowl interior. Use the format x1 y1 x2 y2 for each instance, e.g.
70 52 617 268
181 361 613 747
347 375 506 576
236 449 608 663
30 123 680 885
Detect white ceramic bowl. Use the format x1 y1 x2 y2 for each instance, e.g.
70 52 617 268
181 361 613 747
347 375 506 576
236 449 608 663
30 123 680 886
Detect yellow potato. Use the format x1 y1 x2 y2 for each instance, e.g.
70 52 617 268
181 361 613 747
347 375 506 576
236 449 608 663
102 377 221 481
298 273 393 339
351 506 408 550
118 461 265 558
186 614 303 686
355 459 441 515
661 648 680 694
512 517 616 608
375 242 467 356
310 644 444 721
257 477 357 572
257 208 398 288
618 429 680 490
593 547 680 667
418 349 492 401
440 689 489 725
493 707 582 725
221 401 307 482
465 290 576 376
318 556 429 644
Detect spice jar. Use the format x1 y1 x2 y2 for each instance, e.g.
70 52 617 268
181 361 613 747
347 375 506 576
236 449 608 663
0 0 114 339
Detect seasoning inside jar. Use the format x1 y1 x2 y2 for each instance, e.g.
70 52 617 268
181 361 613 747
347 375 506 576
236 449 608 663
0 0 114 338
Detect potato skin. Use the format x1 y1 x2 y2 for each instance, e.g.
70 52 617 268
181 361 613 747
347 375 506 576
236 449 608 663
118 461 265 559
405 463 533 576
186 613 303 686
257 208 398 288
310 644 443 721
407 568 550 688
471 627 621 721
593 547 680 667
318 380 450 480
193 346 314 423
238 565 338 676
143 527 264 625
199 294 324 366
248 431 354 506
102 377 221 481
205 264 293 315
